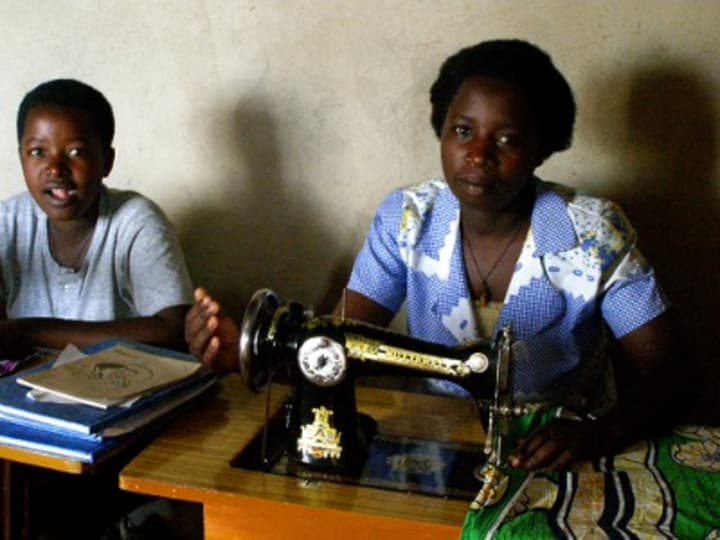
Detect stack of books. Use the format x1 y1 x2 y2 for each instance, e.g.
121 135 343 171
0 339 220 464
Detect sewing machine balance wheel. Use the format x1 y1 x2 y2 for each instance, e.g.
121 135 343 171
238 288 281 392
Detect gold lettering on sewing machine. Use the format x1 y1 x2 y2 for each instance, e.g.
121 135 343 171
297 406 343 460
345 334 471 377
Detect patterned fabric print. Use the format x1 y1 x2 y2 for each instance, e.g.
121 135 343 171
671 426 720 472
346 178 668 405
461 424 720 540
503 475 558 518
403 203 458 283
398 178 446 250
569 196 633 272
543 194 639 302
505 231 544 299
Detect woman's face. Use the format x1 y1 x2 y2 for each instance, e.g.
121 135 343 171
440 76 546 214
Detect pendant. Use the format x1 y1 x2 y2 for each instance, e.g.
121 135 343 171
478 280 490 306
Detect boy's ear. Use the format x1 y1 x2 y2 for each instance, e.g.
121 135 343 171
103 147 116 177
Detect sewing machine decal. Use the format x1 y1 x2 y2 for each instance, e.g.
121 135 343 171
297 406 343 460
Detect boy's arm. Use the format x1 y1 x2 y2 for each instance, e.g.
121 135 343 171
185 288 395 372
0 304 190 357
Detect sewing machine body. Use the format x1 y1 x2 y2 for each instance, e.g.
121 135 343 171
236 289 526 505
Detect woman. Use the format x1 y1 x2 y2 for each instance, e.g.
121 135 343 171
186 40 691 472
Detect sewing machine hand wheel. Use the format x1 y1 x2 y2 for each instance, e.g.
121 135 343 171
238 288 281 391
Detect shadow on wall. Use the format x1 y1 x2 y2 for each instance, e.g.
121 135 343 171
175 97 355 320
590 64 719 422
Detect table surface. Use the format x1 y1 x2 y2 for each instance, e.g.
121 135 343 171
119 374 486 537
0 445 92 475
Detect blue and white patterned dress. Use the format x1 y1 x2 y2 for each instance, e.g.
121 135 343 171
347 178 668 412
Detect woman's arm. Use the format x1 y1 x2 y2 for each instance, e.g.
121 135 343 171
0 304 190 357
332 289 395 327
508 310 696 471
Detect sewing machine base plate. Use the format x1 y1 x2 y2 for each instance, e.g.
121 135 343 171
231 400 486 499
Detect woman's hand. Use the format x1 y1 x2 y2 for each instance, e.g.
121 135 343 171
185 287 240 372
508 417 607 471
510 310 692 472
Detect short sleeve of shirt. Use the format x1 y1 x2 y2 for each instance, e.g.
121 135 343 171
600 246 668 338
114 196 194 317
347 190 407 313
588 200 668 338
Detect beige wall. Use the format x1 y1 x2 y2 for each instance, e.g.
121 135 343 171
1 1 719 413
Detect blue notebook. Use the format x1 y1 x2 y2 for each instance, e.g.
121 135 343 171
0 339 219 437
0 414 129 463
0 397 198 464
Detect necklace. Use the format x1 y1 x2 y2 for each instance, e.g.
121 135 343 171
463 220 524 306
49 225 95 272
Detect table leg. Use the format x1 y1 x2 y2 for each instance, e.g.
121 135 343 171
2 460 30 540
1 460 8 540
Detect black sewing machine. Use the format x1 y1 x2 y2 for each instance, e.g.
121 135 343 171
232 288 538 507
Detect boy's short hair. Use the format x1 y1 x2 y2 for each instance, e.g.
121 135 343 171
16 79 115 149
429 39 576 155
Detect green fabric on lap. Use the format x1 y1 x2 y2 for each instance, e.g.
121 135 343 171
461 424 720 539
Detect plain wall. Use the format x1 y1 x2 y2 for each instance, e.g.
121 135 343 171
1 1 718 417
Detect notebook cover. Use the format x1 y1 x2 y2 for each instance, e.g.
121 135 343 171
0 339 218 436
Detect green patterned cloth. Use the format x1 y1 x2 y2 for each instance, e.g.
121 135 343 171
462 424 720 539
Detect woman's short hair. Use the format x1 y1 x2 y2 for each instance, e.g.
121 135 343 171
429 39 576 154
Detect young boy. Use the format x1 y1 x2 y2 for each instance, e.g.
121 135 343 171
0 78 197 539
0 79 193 356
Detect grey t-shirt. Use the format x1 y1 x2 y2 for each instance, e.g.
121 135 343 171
0 186 193 320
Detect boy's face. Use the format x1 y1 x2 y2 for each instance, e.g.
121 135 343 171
440 76 546 214
19 105 114 225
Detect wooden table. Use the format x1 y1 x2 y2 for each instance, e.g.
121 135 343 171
119 374 485 539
